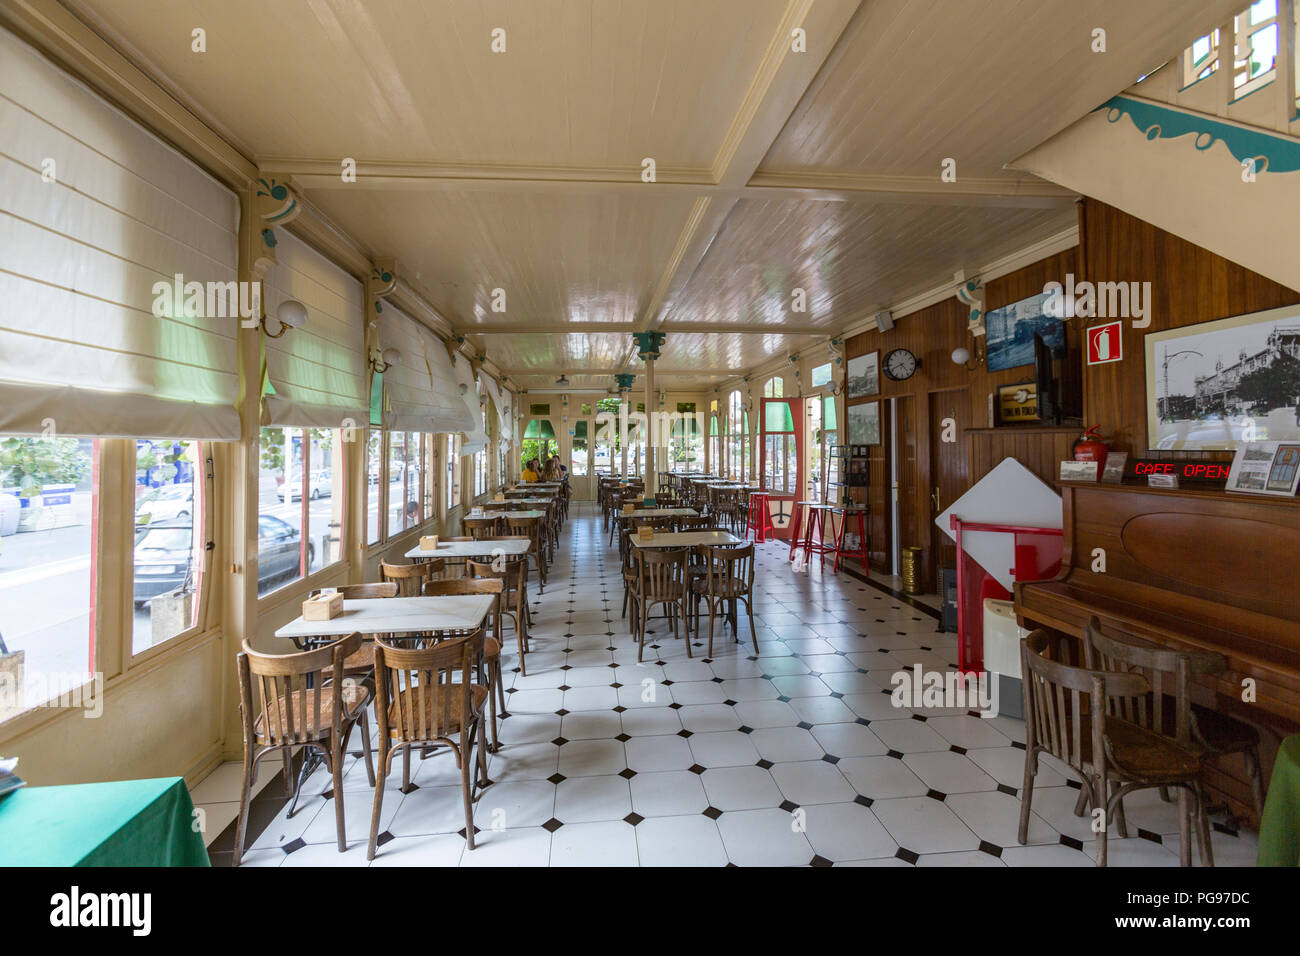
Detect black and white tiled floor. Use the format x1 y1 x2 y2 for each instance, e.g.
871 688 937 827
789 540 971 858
207 504 1259 866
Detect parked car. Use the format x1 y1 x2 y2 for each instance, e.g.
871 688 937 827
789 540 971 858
134 483 194 526
277 470 332 502
132 514 314 607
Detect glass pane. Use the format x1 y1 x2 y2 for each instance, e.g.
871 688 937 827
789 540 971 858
1249 23 1278 78
305 428 344 573
811 363 832 388
258 427 307 596
824 394 838 430
0 435 98 720
765 402 795 433
387 432 406 537
1250 0 1276 24
423 433 436 520
132 438 202 653
572 437 589 476
366 430 382 544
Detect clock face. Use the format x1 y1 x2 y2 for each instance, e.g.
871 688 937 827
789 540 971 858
884 348 918 381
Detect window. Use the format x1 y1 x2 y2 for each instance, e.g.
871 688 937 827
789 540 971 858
522 420 558 471
811 362 833 388
0 435 99 720
258 426 345 596
366 429 379 541
387 431 418 537
132 439 203 653
709 401 721 475
572 421 589 476
1183 27 1221 85
474 411 490 498
1233 1 1279 95
497 441 507 489
669 410 703 473
727 391 746 480
445 434 462 510
763 401 797 494
422 433 436 521
764 377 783 398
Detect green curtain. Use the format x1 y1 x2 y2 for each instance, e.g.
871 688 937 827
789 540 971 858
574 420 588 439
823 394 837 430
524 419 556 440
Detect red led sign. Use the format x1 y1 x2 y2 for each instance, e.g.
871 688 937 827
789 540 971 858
1125 459 1230 485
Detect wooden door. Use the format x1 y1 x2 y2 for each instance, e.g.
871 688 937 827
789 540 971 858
927 388 971 584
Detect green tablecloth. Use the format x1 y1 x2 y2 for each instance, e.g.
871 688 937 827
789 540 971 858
0 776 209 867
1258 734 1300 867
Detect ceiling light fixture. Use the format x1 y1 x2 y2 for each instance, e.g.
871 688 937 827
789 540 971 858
556 374 570 386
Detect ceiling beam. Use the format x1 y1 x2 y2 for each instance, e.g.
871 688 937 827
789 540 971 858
447 323 836 336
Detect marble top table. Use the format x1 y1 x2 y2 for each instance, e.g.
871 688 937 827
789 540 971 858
629 530 746 549
617 507 699 519
488 497 552 506
405 538 531 560
476 509 547 521
275 595 493 644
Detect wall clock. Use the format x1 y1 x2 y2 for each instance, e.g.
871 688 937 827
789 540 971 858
883 348 918 381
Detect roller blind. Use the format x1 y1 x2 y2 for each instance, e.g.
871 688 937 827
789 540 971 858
479 373 513 439
0 27 240 438
261 231 366 428
382 306 475 434
451 357 489 455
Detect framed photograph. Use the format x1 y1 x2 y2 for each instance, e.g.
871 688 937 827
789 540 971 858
847 401 880 445
1227 441 1300 496
985 291 1067 372
1101 450 1129 484
1146 304 1300 451
847 351 879 398
1059 460 1099 482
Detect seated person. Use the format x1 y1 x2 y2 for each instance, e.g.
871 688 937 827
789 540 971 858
521 459 540 482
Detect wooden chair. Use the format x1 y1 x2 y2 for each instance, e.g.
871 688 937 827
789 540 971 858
675 515 712 532
379 559 439 596
422 577 506 751
234 633 374 864
309 582 398 682
506 514 547 591
632 547 692 662
690 543 757 657
1082 615 1264 833
367 631 490 858
468 555 530 676
463 515 499 541
1018 629 1211 867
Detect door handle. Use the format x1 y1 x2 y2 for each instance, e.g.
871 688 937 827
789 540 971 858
931 486 941 513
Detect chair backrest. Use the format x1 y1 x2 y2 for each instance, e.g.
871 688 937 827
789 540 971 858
701 543 755 595
634 546 689 600
237 633 361 746
1020 629 1149 774
422 577 504 640
374 631 484 743
676 515 711 531
380 560 439 596
505 515 542 551
1081 616 1224 744
311 582 398 600
633 515 675 530
467 556 526 594
463 516 499 540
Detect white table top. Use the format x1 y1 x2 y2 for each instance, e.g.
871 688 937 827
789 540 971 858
617 508 698 518
275 595 493 640
493 497 552 505
629 530 746 549
405 538 531 559
478 509 546 520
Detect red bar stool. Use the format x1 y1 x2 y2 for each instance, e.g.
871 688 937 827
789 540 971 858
746 491 774 543
833 505 869 573
800 503 837 569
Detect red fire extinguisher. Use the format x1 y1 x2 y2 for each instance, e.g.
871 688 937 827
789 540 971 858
1073 425 1108 463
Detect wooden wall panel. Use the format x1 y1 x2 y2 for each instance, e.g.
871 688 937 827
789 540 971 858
1079 200 1300 457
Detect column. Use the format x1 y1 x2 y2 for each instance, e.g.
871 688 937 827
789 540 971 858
632 332 665 498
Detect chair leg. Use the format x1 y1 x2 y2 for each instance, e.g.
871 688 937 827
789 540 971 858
1194 783 1214 867
486 661 501 752
1177 785 1192 866
232 748 255 866
1112 783 1129 838
1072 783 1090 817
1094 774 1109 867
366 746 390 861
707 602 716 658
461 735 476 851
358 710 376 786
1246 745 1266 818
329 743 347 853
682 598 693 658
744 598 758 654
1017 748 1037 845
402 747 411 791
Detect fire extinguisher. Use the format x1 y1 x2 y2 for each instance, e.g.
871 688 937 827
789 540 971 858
1073 425 1108 462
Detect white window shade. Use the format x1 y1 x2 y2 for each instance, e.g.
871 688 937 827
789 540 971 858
0 28 239 439
452 357 489 455
480 373 513 440
261 231 366 428
382 306 475 434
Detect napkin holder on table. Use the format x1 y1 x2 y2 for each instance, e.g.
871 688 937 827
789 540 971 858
494 493 505 502
302 591 343 621
636 525 655 542
622 504 636 515
419 535 440 550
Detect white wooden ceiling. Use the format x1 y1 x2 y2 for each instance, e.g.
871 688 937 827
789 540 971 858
63 0 1242 392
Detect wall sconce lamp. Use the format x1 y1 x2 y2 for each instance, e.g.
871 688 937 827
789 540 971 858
951 338 986 370
369 346 400 372
261 299 307 338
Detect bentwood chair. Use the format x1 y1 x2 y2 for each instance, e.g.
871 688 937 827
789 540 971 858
631 547 692 662
506 515 547 591
367 631 490 859
464 515 499 541
1019 629 1211 867
379 559 440 595
308 583 399 683
468 555 530 676
422 577 507 751
1083 616 1263 835
234 633 374 865
690 543 757 657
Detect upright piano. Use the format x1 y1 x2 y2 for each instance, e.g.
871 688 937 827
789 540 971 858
1016 482 1300 728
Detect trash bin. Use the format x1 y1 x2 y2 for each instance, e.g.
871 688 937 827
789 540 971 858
901 546 923 594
